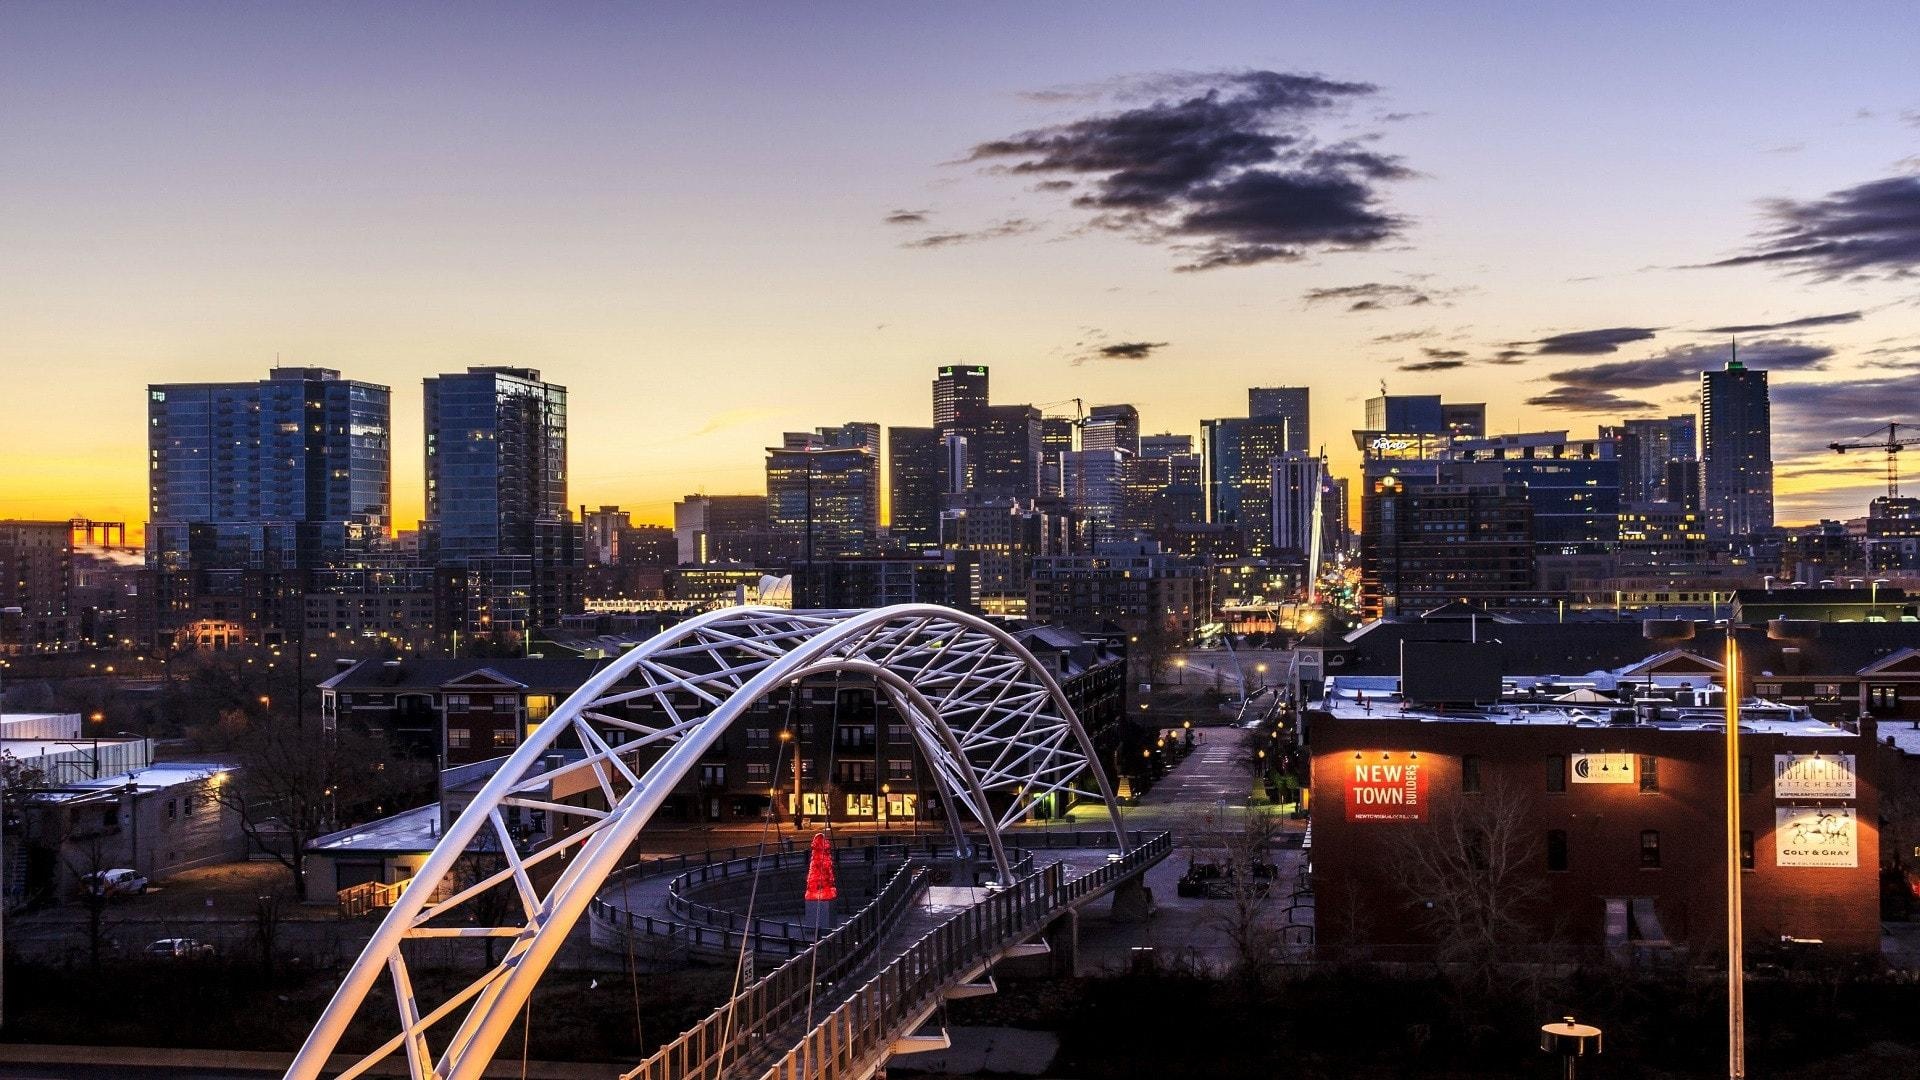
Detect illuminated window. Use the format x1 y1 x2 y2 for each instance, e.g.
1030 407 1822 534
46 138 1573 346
1639 756 1659 793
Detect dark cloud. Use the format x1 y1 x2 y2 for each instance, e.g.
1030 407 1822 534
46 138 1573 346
1399 359 1466 372
1032 180 1075 192
1074 340 1170 364
1485 350 1530 365
1700 311 1862 334
1528 338 1835 415
902 218 1037 249
964 70 1412 270
1523 327 1660 355
884 209 930 225
1303 282 1430 311
1525 387 1660 413
1772 374 1920 458
1421 347 1469 360
1369 328 1437 344
1708 175 1920 279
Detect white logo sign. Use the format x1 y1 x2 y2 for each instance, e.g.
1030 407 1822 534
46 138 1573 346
1570 752 1636 784
1773 754 1856 799
1776 806 1857 868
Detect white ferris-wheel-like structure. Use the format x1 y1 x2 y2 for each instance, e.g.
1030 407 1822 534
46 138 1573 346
286 604 1130 1080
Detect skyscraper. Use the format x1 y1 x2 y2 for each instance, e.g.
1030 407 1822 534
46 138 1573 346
766 425 881 559
147 367 391 644
1611 416 1697 504
1269 451 1325 560
1202 415 1296 556
1700 355 1773 537
149 366 392 568
1040 416 1077 497
1248 387 1310 448
423 367 569 565
932 365 989 439
423 367 578 641
886 426 941 551
1084 404 1141 456
971 404 1043 501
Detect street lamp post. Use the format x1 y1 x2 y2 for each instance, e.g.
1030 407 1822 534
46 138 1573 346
780 728 802 830
1725 633 1746 1080
879 782 890 832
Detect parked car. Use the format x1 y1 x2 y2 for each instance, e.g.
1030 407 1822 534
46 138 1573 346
83 868 149 898
145 938 215 959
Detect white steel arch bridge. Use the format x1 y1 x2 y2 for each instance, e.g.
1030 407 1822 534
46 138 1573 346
288 605 1131 1080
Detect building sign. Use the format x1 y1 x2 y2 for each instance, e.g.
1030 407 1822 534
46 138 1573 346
1345 752 1427 822
1776 806 1857 868
1570 752 1636 784
1773 754 1857 799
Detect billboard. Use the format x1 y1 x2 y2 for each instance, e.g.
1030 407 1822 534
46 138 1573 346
1571 752 1636 785
1773 754 1857 799
1345 752 1427 822
1400 641 1503 705
1776 806 1857 868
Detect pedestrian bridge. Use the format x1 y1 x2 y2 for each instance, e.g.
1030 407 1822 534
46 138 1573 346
285 606 1150 1080
619 830 1170 1080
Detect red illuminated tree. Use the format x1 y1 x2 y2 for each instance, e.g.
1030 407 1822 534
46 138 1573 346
804 831 837 902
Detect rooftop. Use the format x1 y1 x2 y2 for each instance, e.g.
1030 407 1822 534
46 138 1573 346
1319 675 1847 737
309 804 442 855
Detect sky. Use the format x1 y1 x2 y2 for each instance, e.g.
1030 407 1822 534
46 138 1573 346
4 2 1919 535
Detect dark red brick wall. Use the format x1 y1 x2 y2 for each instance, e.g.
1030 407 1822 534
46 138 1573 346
1309 713 1880 958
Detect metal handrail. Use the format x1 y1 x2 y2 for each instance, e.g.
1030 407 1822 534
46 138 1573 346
619 856 932 1080
608 829 1170 1080
757 832 1172 1080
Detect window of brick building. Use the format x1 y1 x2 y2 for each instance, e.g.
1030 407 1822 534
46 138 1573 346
1462 755 1482 794
1639 755 1659 793
1547 829 1569 871
1546 755 1566 793
1640 829 1661 868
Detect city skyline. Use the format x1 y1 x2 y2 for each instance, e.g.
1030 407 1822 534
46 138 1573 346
6 4 1920 533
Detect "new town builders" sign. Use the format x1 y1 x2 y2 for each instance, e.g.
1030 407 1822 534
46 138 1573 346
1345 753 1427 822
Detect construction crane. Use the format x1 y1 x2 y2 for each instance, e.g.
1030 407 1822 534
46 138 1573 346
1037 398 1089 515
1829 422 1920 499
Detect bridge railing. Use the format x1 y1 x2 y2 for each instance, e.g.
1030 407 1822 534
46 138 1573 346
757 830 1172 1080
592 837 1038 955
620 856 932 1080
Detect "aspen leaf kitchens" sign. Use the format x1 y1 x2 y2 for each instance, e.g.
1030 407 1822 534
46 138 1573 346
1345 752 1427 822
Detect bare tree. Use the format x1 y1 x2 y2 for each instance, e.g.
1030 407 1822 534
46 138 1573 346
201 710 414 896
1390 777 1548 999
1186 805 1285 984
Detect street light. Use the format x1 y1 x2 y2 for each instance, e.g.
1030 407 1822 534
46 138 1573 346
1174 657 1186 685
880 783 891 832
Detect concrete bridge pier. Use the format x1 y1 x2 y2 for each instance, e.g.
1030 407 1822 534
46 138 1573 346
1110 876 1153 923
1039 908 1080 977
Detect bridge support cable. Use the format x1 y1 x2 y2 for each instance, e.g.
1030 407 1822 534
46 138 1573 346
286 605 1129 1080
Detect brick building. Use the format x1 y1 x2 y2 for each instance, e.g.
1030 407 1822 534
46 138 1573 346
1309 681 1881 961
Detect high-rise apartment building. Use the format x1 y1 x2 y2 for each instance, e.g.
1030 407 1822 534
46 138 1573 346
0 520 77 653
422 367 579 641
1610 416 1697 504
1248 387 1310 448
886 426 942 552
148 367 391 569
581 505 631 565
1700 355 1773 537
932 365 990 439
423 367 569 565
147 367 391 645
